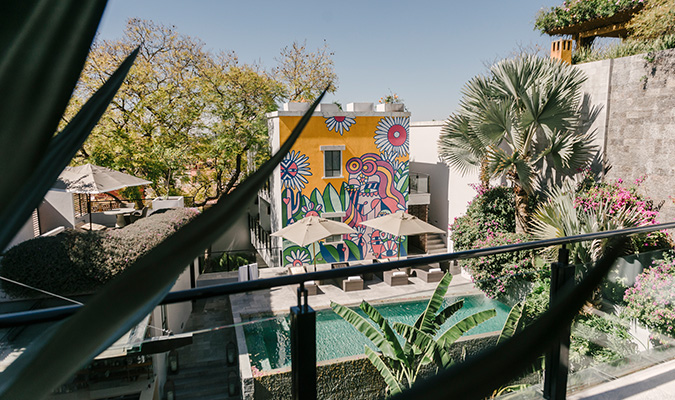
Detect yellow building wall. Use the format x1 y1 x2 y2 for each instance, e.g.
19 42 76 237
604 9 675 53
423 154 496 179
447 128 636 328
277 113 410 266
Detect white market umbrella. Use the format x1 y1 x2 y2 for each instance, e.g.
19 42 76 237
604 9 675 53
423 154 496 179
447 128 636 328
359 210 444 258
58 164 152 229
271 215 356 268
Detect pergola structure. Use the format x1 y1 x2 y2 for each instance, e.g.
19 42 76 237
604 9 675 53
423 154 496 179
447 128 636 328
545 5 644 48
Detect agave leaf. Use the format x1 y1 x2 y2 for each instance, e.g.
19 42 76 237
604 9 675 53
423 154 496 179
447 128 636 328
330 301 400 361
414 273 452 334
365 346 403 395
0 48 139 251
437 309 497 349
0 0 107 218
497 302 524 346
359 301 409 367
0 90 326 399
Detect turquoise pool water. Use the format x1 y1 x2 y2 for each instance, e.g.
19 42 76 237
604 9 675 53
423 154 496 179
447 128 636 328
243 295 510 371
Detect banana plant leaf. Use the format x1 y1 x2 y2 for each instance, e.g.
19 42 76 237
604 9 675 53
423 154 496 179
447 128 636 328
0 83 326 398
393 240 625 400
414 273 452 334
365 346 403 396
330 301 402 361
497 302 524 346
436 309 497 349
393 322 452 369
359 301 409 367
432 300 465 329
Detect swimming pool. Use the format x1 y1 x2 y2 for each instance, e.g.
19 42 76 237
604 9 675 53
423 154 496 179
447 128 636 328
243 295 510 371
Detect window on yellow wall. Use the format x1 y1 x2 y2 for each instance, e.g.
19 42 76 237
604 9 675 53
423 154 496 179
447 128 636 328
324 215 344 243
321 145 345 178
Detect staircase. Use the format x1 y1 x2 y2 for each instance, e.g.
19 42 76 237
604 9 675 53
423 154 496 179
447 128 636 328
426 233 446 254
167 296 240 399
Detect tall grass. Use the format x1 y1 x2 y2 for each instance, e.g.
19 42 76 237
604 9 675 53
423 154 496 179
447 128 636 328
573 35 675 64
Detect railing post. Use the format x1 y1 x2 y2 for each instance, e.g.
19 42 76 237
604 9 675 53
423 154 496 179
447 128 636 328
290 282 316 400
544 245 573 399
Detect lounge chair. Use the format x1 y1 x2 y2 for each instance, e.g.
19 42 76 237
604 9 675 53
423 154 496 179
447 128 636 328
342 276 364 292
383 270 408 286
413 266 444 283
288 266 317 295
128 206 148 223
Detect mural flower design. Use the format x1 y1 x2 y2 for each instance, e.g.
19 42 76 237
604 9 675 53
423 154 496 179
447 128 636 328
325 116 356 135
301 202 323 217
280 150 312 190
374 116 409 157
285 249 310 267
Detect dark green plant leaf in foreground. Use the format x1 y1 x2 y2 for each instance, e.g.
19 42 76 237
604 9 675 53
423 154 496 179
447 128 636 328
0 0 106 215
0 90 325 399
0 47 139 251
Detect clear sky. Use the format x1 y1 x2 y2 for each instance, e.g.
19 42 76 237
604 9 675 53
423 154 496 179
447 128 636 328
97 0 562 122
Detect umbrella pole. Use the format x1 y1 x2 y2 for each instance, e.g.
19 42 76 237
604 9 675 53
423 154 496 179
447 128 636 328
88 197 93 231
313 242 317 269
397 236 401 260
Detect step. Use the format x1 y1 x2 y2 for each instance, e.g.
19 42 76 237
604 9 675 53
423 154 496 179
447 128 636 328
174 384 231 399
174 374 229 391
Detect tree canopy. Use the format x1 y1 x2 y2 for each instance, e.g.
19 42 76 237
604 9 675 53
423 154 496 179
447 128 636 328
66 19 337 204
438 55 598 232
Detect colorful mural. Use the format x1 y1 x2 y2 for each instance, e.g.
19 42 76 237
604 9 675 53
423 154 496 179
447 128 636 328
278 114 410 266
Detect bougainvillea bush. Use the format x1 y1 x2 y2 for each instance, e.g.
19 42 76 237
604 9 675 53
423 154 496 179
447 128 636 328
451 185 515 251
0 208 199 297
461 232 537 300
535 0 645 33
575 175 670 253
623 253 675 337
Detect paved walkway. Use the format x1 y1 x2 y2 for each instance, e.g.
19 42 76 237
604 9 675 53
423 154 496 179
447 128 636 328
569 359 675 400
230 267 479 316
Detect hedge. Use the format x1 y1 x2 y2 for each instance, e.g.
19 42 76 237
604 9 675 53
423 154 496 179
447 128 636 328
0 208 198 298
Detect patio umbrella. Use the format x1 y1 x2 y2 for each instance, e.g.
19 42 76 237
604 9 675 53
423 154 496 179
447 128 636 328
359 210 445 259
271 215 356 268
57 164 152 229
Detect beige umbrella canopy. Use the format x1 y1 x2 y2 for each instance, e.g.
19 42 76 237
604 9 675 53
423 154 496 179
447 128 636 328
57 163 152 229
271 215 356 267
359 210 444 258
58 163 151 194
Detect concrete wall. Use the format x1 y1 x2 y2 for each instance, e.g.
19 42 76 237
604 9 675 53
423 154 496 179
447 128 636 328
575 48 675 221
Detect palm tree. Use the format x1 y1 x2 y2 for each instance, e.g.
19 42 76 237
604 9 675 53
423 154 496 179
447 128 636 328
438 55 598 233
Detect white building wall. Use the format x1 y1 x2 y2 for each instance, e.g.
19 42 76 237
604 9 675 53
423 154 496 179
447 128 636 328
409 121 481 252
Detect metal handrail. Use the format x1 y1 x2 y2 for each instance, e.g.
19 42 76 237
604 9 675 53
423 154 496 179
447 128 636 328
1 221 674 328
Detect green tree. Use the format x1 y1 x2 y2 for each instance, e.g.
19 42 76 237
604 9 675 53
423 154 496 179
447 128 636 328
189 52 284 204
67 18 208 197
438 55 598 233
274 39 338 102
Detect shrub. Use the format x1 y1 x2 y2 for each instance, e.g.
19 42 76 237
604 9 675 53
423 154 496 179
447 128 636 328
623 253 675 336
461 232 536 300
451 185 515 251
572 35 675 64
0 208 199 298
570 314 636 371
575 175 670 253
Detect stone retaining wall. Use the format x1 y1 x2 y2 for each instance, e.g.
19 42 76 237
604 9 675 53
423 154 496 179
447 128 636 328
249 332 498 399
